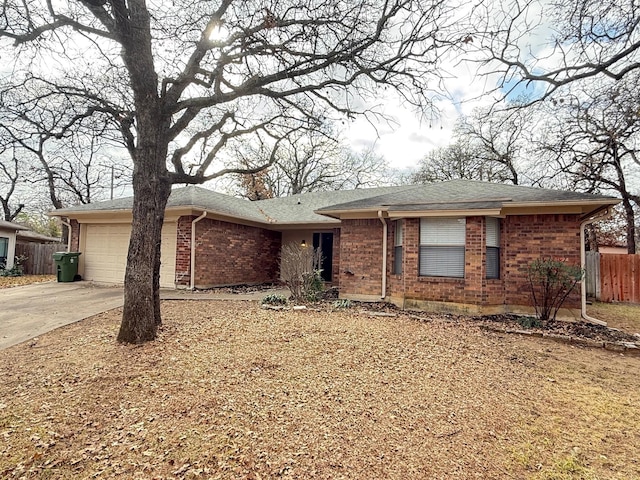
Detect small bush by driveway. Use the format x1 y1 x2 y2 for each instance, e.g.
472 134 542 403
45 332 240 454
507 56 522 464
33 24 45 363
1 301 639 479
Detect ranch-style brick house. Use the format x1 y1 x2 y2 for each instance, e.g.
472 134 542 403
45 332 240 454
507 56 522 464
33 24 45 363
51 180 619 319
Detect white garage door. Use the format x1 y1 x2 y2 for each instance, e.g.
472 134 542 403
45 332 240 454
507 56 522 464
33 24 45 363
82 223 177 288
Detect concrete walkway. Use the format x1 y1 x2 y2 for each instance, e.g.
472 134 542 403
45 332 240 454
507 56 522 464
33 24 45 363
0 281 288 350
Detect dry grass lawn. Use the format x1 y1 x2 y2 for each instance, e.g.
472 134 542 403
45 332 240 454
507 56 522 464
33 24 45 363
588 302 640 335
1 301 639 479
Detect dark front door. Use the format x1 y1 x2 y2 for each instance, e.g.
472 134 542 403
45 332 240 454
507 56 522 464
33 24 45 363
313 232 333 282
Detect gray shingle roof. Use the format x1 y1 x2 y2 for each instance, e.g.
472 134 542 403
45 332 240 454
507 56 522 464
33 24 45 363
51 185 416 225
50 180 619 225
315 180 619 213
51 186 267 223
167 186 266 222
255 185 415 224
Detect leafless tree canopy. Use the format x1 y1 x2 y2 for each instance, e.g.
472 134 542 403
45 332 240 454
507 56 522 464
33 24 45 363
1 0 458 342
235 129 392 199
0 147 23 221
536 76 640 252
468 0 640 98
412 103 541 185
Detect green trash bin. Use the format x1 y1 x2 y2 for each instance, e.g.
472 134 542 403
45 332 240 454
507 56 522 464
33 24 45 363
53 252 82 282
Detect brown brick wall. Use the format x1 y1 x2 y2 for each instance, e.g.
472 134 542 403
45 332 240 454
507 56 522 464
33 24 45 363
389 217 480 305
339 214 583 310
331 228 340 285
175 216 281 288
502 214 582 308
175 216 193 286
69 219 80 252
338 219 384 296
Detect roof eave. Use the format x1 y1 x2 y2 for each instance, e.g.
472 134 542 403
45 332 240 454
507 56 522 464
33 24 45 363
506 199 620 208
317 198 621 219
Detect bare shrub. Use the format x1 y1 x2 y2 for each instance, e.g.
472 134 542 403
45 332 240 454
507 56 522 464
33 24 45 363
280 243 324 302
527 258 583 322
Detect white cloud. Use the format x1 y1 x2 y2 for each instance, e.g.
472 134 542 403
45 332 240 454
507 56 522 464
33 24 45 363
344 58 500 170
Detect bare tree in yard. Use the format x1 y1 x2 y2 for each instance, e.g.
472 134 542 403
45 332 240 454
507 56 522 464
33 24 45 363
585 205 639 252
469 0 639 98
412 137 493 183
235 127 392 199
0 88 131 209
412 103 536 185
537 78 640 253
456 104 541 185
0 141 25 221
0 116 26 222
1 0 456 343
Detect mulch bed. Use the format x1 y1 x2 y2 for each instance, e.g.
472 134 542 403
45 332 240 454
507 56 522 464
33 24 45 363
473 314 639 343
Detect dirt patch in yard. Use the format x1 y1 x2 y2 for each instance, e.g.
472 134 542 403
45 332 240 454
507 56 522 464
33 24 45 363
1 301 639 479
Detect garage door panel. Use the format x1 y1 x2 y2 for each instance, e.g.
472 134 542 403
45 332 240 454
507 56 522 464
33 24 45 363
82 223 176 288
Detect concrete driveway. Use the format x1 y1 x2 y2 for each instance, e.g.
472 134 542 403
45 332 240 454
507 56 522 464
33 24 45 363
0 282 289 350
0 281 124 350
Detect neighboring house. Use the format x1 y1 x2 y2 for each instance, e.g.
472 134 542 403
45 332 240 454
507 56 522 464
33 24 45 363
16 230 62 245
598 244 628 254
0 220 29 269
50 180 619 318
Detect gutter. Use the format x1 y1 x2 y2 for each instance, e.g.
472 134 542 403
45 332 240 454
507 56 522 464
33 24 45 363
190 211 208 290
378 210 387 300
580 207 613 326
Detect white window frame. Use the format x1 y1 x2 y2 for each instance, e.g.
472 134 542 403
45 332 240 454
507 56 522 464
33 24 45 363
419 217 466 278
393 220 403 275
486 217 500 279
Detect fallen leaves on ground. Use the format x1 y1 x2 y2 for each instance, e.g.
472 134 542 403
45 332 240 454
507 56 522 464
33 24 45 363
588 302 640 335
475 313 639 342
1 301 639 479
0 275 55 289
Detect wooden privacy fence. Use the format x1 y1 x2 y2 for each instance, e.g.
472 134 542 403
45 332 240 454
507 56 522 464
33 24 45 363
15 243 65 275
585 252 640 303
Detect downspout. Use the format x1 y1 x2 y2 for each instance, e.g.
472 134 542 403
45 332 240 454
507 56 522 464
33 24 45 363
60 218 72 252
580 207 613 326
190 211 208 290
378 211 387 300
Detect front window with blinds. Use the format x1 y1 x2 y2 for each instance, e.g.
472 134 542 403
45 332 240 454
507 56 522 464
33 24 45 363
393 220 403 275
486 217 500 279
419 218 465 278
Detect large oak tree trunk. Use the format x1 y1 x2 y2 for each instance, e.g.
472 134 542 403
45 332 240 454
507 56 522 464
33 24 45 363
117 86 171 343
118 150 171 343
115 1 172 343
